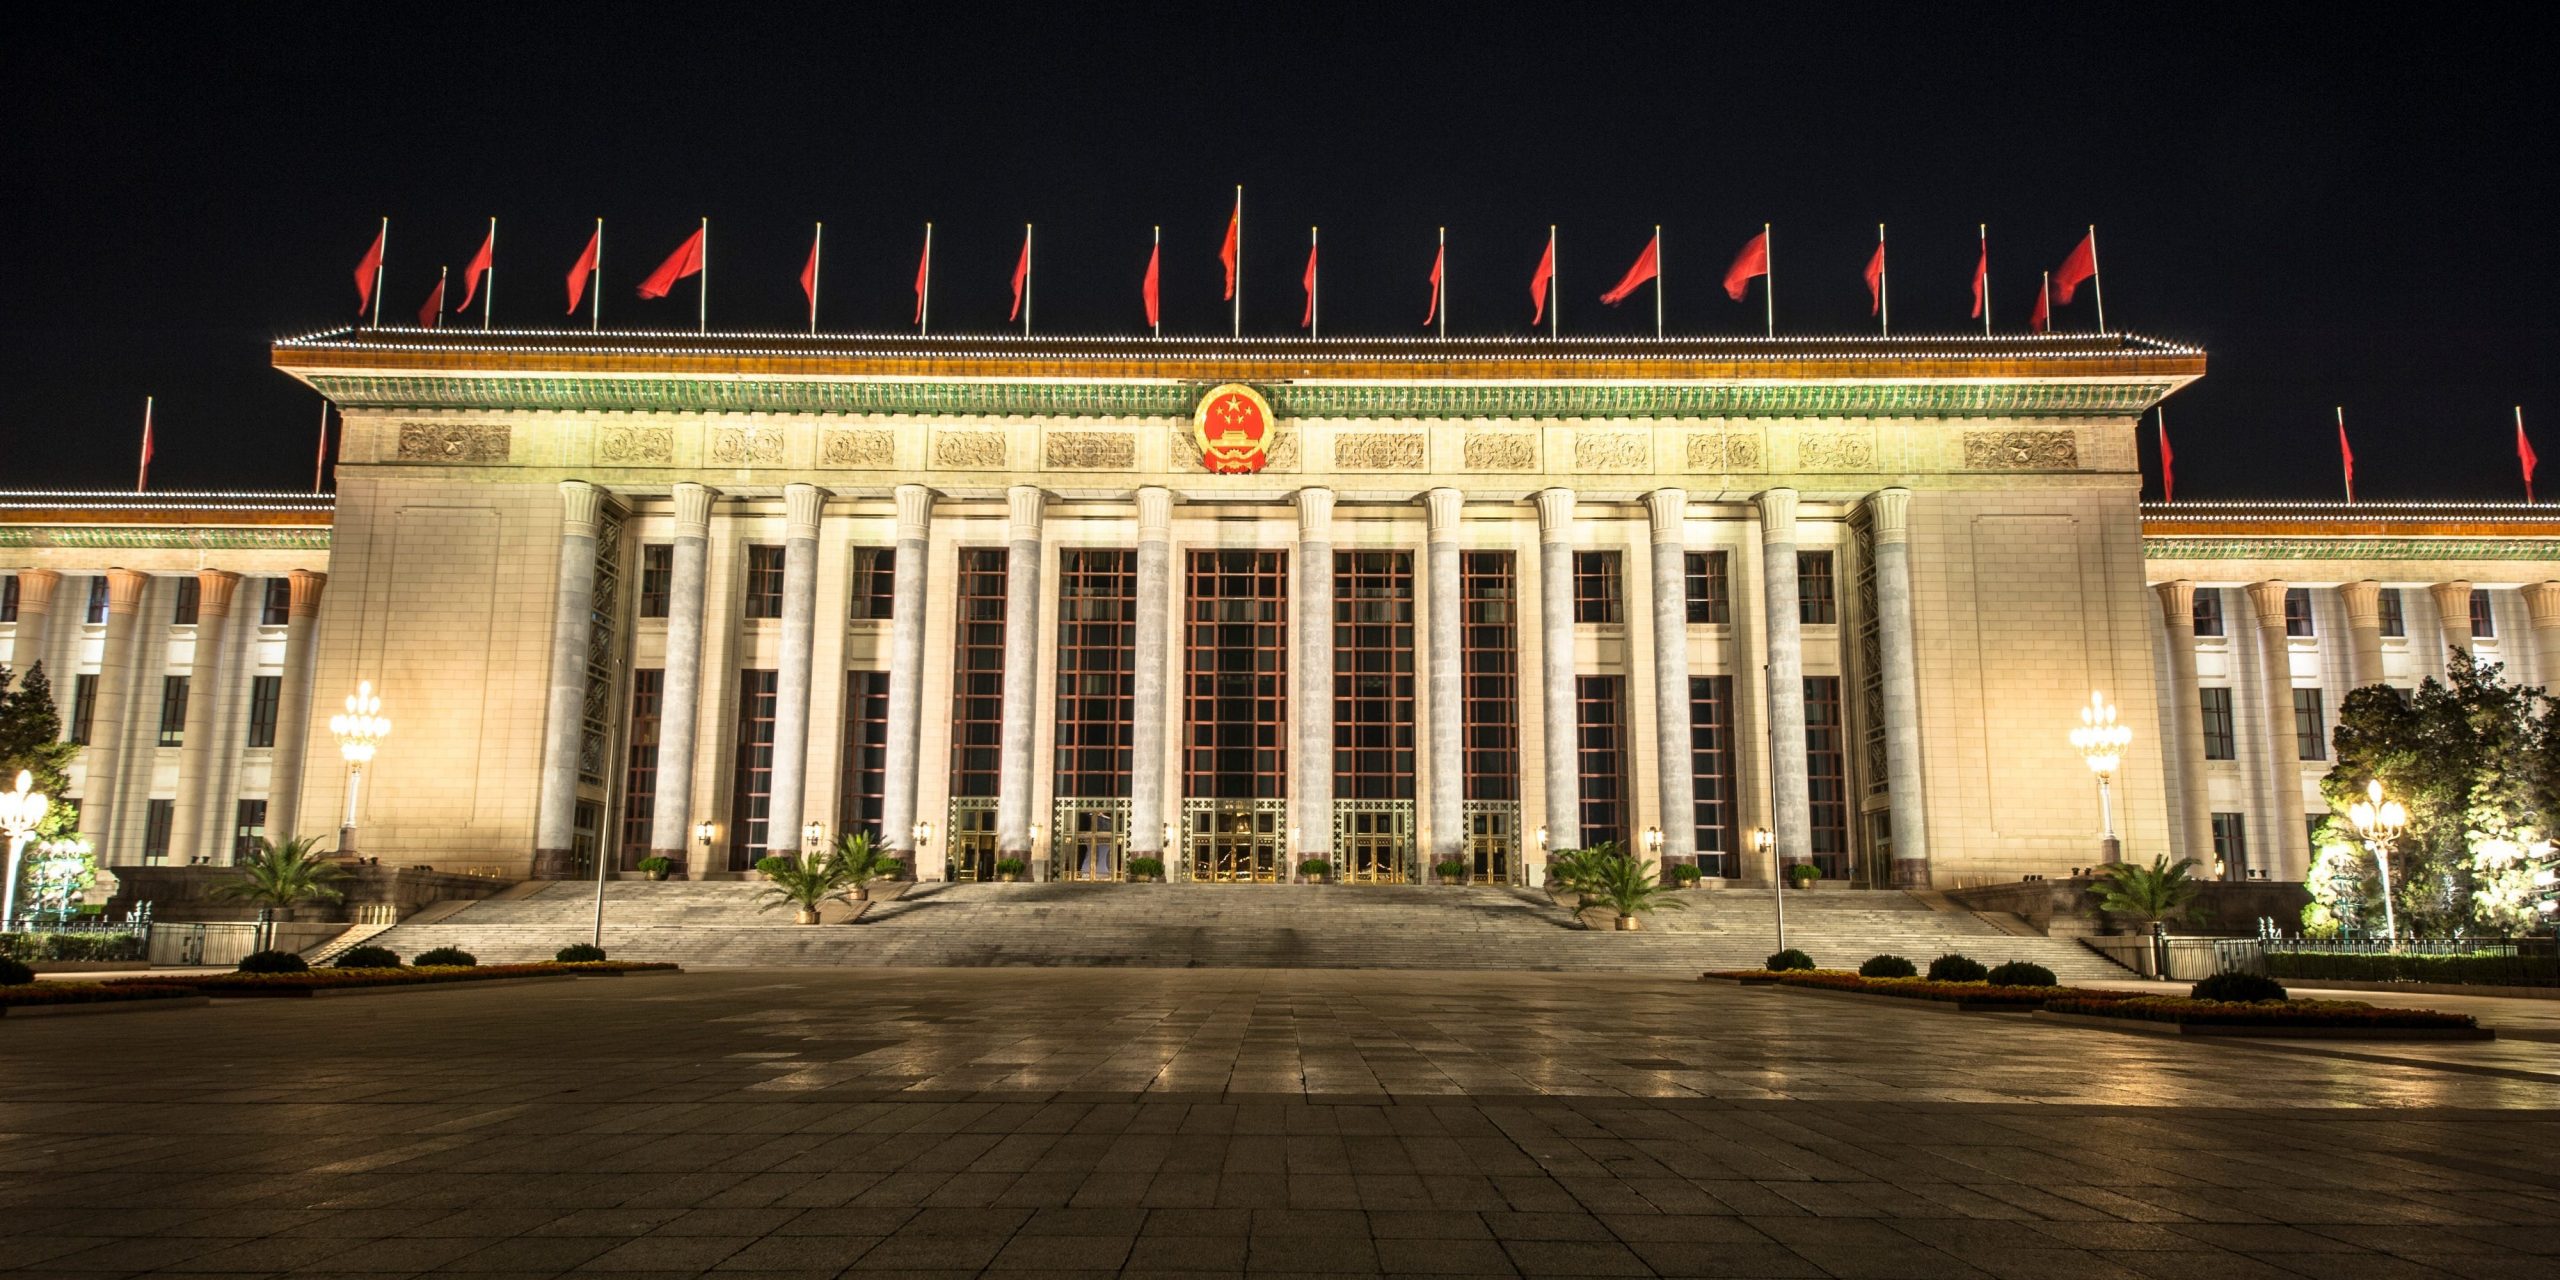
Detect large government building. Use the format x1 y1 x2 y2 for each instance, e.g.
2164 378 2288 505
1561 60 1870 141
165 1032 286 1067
9 328 2560 892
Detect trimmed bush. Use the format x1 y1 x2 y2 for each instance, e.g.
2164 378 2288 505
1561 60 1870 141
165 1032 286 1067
2191 970 2288 1004
1984 960 2056 988
1297 858 1334 879
2264 950 2558 988
1927 953 1988 983
1126 857 1165 880
1434 859 1470 880
555 943 608 963
0 956 33 986
993 857 1028 878
332 945 401 969
237 949 309 974
414 947 478 968
1669 863 1703 886
1858 954 1919 979
1765 948 1815 972
1786 863 1820 887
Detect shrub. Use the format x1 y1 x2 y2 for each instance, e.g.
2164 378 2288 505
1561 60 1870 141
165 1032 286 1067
1927 953 1988 983
635 855 674 877
555 943 608 963
994 857 1028 877
1669 863 1703 886
0 956 33 986
1786 863 1820 887
2191 970 2288 1003
1984 961 2056 988
2264 950 2557 988
1126 856 1165 880
1765 948 1814 972
332 945 402 969
414 947 477 967
1858 954 1918 979
237 949 309 974
1435 859 1470 879
1297 858 1333 879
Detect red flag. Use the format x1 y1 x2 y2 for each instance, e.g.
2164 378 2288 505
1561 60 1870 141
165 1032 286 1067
1300 240 1318 328
418 271 445 328
1723 231 1769 301
2028 278 2050 333
2520 409 2539 504
353 225 384 316
1864 240 1886 316
2054 230 2098 304
1969 236 1987 319
1142 241 1161 329
137 397 153 492
2337 409 2356 503
1009 230 1030 322
1529 234 1555 324
565 226 599 315
456 225 493 312
912 231 931 325
2158 410 2175 504
1424 244 1444 327
801 228 822 321
637 227 704 299
1599 232 1659 306
1219 204 1239 300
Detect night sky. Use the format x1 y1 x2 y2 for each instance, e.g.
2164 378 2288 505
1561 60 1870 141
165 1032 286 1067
7 8 2553 501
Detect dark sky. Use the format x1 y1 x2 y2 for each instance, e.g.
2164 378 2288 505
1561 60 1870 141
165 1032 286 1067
6 6 2552 501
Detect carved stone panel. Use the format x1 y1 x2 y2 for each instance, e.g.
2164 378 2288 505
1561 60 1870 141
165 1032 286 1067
820 428 896 468
1685 431 1765 472
1334 432 1427 471
932 430 1008 469
1043 430 1137 469
394 422 511 463
1797 431 1875 471
596 425 674 464
709 427 785 466
1461 431 1536 471
1963 429 2080 471
1573 431 1649 472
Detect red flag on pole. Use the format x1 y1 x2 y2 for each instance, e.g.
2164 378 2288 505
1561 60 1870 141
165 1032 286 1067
1970 231 1988 320
636 227 705 299
2337 407 2356 503
1300 235 1318 329
2029 275 2051 334
1864 239 1886 316
1142 238 1161 330
1425 242 1445 327
1529 233 1555 324
2519 407 2539 504
1009 230 1031 323
418 269 446 328
1219 203 1240 301
353 224 385 317
137 396 153 492
1722 231 1769 301
456 224 494 312
801 226 823 325
1599 232 1659 306
315 403 331 494
566 226 600 315
912 227 932 326
2054 230 2098 304
2158 409 2175 504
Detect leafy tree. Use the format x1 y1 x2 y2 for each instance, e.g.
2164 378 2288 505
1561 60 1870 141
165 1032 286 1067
2086 855 2202 929
210 835 348 909
0 664 79 843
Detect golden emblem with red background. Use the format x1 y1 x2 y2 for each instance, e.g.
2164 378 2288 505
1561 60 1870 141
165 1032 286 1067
1192 383 1275 474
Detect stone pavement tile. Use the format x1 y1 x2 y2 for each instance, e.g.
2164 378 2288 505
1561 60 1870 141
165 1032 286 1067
1947 1246 2158 1280
1624 1238 1826 1277
1372 1236 1517 1275
845 1232 1009 1270
2097 1250 2305 1279
985 1233 1136 1270
1016 1207 1150 1237
1126 1233 1250 1270
450 1234 627 1271
1787 1241 1999 1279
0 1235 116 1268
1368 1210 1493 1239
1246 1232 1380 1272
575 1233 758 1270
2168 1222 2369 1253
40 1235 226 1273
296 1233 497 1271
133 1234 357 1272
1493 1238 1651 1276
704 1234 876 1270
2028 1222 2207 1251
2237 1253 2465 1279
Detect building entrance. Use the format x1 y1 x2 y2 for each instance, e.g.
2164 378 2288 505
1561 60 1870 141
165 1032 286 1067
1052 798 1127 881
1186 798 1285 882
1334 800 1413 883
1182 549 1288 884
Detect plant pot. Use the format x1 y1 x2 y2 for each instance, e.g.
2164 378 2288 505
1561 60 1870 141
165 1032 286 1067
1615 914 1641 931
850 885 870 902
794 907 819 925
998 873 1018 883
646 870 668 882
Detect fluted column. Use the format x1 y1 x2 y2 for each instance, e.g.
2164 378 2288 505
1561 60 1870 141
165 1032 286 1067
2338 580 2385 690
7 569 59 676
168 571 241 864
76 569 149 861
2154 581 2217 872
533 481 602 876
2527 583 2560 689
1295 488 1336 874
880 484 935 869
1868 489 1932 887
996 487 1047 870
2245 581 2310 881
1643 490 1697 872
763 484 825 859
648 484 714 871
1129 489 1173 861
1535 488 1581 853
263 571 325 845
1758 489 1812 873
2430 580 2475 661
1425 489 1466 870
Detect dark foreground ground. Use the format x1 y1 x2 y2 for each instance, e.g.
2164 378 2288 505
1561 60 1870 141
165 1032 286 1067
3 969 2554 1278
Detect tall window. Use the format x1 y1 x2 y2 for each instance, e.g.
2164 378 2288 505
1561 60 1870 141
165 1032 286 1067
87 576 109 624
2211 813 2248 876
2192 588 2225 637
232 799 268 862
2377 587 2405 638
261 578 292 626
143 799 174 863
1684 551 1731 624
1575 676 1629 854
637 545 673 618
246 675 281 748
2284 587 2315 637
727 670 778 870
948 549 1008 799
2200 687 2236 760
1054 550 1136 798
620 670 663 869
1572 551 1622 624
838 672 891 839
1461 553 1520 802
1798 551 1838 624
1690 675 1739 875
1334 552 1415 800
848 548 898 621
157 675 189 747
0 575 15 623
2293 688 2329 761
742 545 786 619
2470 588 2497 638
71 674 97 745
1185 550 1288 799
172 577 201 626
1805 676 1849 877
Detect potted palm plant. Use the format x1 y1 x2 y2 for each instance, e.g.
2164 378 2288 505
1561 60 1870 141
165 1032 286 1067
1433 857 1469 886
2087 855 2202 933
209 835 349 920
1786 862 1821 891
1581 848 1685 931
833 831 900 903
635 855 673 882
752 848 857 924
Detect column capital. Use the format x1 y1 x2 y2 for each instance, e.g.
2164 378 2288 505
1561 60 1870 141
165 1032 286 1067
2428 580 2474 613
1006 486 1048 543
1534 487 1575 543
193 569 243 617
893 484 936 541
1756 487 1800 544
287 569 328 619
2243 579 2291 626
1136 486 1173 543
559 480 602 539
2338 580 2382 628
1644 488 1688 545
2527 581 2560 630
672 482 716 538
104 568 149 612
11 568 60 613
1867 488 1912 546
1297 486 1335 541
782 483 826 541
1425 487 1464 543
2153 579 2196 629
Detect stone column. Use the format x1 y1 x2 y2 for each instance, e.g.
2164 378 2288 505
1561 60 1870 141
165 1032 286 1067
533 481 602 877
2337 580 2385 689
2154 580 2217 872
2245 580 2310 882
996 487 1047 869
762 484 825 860
1129 488 1173 861
263 570 326 845
7 569 59 676
647 484 714 871
75 569 149 860
1534 488 1581 852
2526 583 2560 689
1758 489 1813 873
880 484 935 869
1868 489 1932 888
167 571 241 864
2429 580 2475 661
1295 488 1336 874
1425 489 1465 870
1643 490 1697 872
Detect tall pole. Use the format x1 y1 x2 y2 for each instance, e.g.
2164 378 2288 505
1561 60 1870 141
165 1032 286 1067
1877 223 1889 336
314 401 329 493
1151 225 1161 340
1437 226 1447 339
136 395 152 492
2088 224 2107 333
1762 222 1774 338
696 216 708 334
1309 225 1319 339
2522 405 2534 503
1548 225 1558 340
1024 223 1033 337
483 216 496 330
1232 185 1243 340
1980 224 1991 335
590 218 602 332
371 216 386 329
921 222 933 335
808 221 823 334
1653 224 1663 340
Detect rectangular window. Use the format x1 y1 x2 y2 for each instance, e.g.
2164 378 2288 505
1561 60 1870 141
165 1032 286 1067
1054 549 1136 798
1805 676 1849 877
87 575 109 624
157 675 189 747
1461 552 1520 802
1575 675 1629 855
2470 588 2496 638
2200 687 2237 760
71 674 97 745
232 800 267 863
848 547 898 621
727 669 778 870
2191 588 2224 638
2210 813 2248 877
1690 675 1738 874
2293 687 2328 762
261 577 291 626
742 545 786 619
948 549 1008 799
620 669 663 869
171 577 200 626
839 671 892 839
143 799 174 863
1185 549 1288 800
246 675 281 748
1335 551 1415 800
2284 587 2315 637
2377 588 2405 638
0 575 15 623
1571 551 1622 624
1683 551 1731 625
638 544 673 618
1798 551 1838 624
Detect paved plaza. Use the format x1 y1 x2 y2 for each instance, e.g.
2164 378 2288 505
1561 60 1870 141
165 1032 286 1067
3 969 2555 1279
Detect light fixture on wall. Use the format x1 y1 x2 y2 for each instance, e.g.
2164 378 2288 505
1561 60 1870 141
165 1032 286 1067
802 821 826 854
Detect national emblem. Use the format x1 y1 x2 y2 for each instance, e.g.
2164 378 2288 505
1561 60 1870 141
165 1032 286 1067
1192 383 1275 474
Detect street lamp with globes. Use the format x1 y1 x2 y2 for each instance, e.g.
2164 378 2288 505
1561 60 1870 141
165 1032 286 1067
0 770 51 928
2069 691 2133 864
2345 779 2407 944
327 681 390 858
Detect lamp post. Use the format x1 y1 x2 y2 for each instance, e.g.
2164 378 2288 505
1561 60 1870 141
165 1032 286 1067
911 820 933 880
0 770 51 929
33 837 92 924
2345 778 2406 944
803 821 826 856
693 820 715 875
326 681 389 858
1752 825 1782 953
2069 690 2132 864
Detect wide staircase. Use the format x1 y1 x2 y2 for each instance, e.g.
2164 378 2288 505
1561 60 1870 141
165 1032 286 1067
360 882 2128 979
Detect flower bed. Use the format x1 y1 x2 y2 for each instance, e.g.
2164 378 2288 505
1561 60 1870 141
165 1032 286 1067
0 983 207 1016
1707 969 2129 1010
2037 996 2491 1039
105 961 678 997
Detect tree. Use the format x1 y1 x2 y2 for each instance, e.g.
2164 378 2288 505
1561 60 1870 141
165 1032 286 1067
2087 855 2202 930
832 830 900 902
0 664 79 843
753 847 858 920
210 836 348 909
1574 845 1685 928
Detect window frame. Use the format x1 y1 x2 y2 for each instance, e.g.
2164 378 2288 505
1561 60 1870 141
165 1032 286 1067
2200 687 2237 761
2191 588 2224 638
1798 551 1838 625
1683 551 1731 625
741 544 787 620
1571 550 1622 625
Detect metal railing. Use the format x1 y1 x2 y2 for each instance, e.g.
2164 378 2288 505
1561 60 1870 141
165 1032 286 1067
0 905 152 963
2214 933 2559 986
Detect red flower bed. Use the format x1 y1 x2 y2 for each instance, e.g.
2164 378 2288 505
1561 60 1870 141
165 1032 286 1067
1 982 201 1009
105 961 678 996
2042 996 2477 1029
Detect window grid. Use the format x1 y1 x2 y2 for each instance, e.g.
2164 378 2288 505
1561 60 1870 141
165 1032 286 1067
620 669 663 869
1683 551 1731 625
71 674 96 745
1575 675 1630 855
848 548 898 621
838 671 891 839
2192 588 2225 637
1054 549 1137 799
726 669 778 870
948 549 1008 799
232 799 267 863
1805 676 1850 877
1184 550 1288 801
1798 551 1838 624
2293 687 2329 762
1333 551 1416 801
2283 587 2315 637
1460 552 1520 802
2470 589 2497 638
246 675 281 748
742 545 786 619
2200 687 2237 760
157 675 188 748
261 577 291 626
87 576 108 624
1 575 15 623
172 577 200 626
2211 813 2248 876
142 799 174 864
2377 588 2405 638
637 544 673 618
1572 551 1622 624
1690 675 1739 873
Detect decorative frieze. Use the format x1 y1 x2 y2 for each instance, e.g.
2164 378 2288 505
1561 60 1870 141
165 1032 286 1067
932 430 1008 469
394 422 511 463
0 527 332 551
1685 431 1765 472
1797 431 1875 471
1043 430 1137 470
1963 429 2079 471
1334 432 1427 471
819 428 895 468
1174 425 1297 472
708 426 785 466
1572 432 1649 472
2145 537 2560 562
596 424 674 464
1462 431 1537 471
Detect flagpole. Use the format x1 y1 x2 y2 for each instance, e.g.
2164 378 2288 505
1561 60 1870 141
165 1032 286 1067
590 218 602 331
1653 224 1663 340
1309 226 1319 339
809 221 823 334
2156 407 2169 503
484 217 496 330
137 395 152 492
1877 223 1889 337
1980 224 1991 335
315 402 330 494
697 217 709 334
1232 186 1243 340
371 217 387 329
1437 226 1447 339
2338 405 2353 503
2040 271 2050 334
2522 405 2535 504
1548 225 1558 340
1152 225 1161 340
1762 223 1774 339
434 265 447 329
1024 224 1034 338
2088 224 2106 333
921 222 933 335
